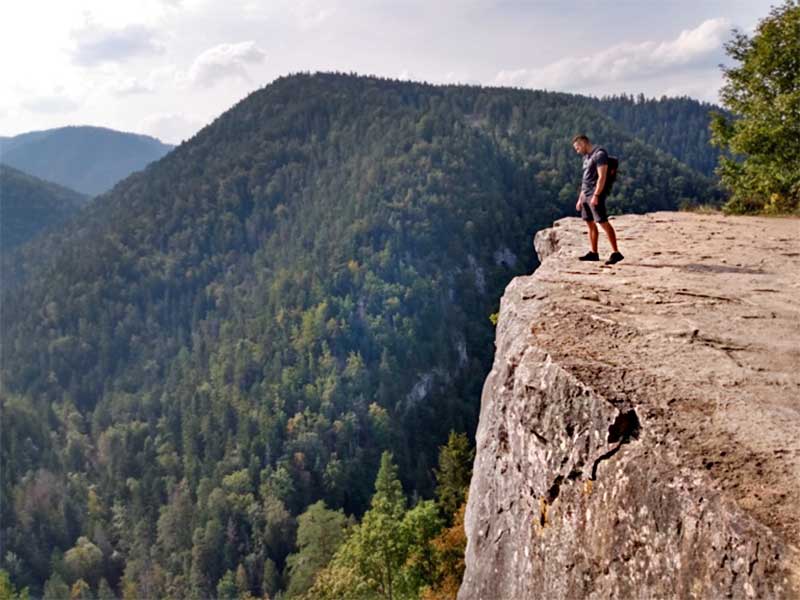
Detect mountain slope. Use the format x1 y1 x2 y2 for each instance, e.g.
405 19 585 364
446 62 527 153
0 72 723 597
0 164 88 252
0 126 173 196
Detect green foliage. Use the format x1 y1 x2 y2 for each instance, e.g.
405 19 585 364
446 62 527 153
285 501 352 597
434 432 474 521
710 0 800 213
0 165 87 252
216 570 238 600
42 573 70 600
64 537 103 587
97 578 116 600
308 452 443 600
0 570 29 600
262 559 279 599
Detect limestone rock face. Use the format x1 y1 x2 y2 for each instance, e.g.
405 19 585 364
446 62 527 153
459 212 800 599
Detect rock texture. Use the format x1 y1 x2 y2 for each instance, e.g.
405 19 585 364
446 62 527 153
459 212 800 599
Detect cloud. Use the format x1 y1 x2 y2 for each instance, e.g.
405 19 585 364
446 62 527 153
140 112 205 145
71 22 165 65
289 1 335 31
185 41 267 88
109 66 178 96
111 77 153 96
495 18 731 92
241 0 335 30
22 92 80 114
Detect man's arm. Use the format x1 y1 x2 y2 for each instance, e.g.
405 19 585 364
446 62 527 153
592 164 608 206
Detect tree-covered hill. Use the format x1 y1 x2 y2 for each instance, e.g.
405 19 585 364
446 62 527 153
0 72 722 598
0 164 88 253
590 94 726 178
0 126 173 196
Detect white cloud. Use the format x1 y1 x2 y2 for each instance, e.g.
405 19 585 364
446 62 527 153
109 66 178 96
495 18 731 92
71 21 165 65
110 77 153 96
22 88 81 114
240 0 335 30
289 1 335 31
184 41 267 88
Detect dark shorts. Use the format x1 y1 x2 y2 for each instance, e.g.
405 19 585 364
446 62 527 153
580 192 609 223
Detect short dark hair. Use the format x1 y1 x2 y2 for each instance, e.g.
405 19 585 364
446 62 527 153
572 134 590 144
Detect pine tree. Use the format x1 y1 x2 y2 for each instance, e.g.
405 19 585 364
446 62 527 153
43 573 70 600
216 570 238 600
433 432 474 521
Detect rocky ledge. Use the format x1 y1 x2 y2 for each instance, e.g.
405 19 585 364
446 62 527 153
459 212 800 599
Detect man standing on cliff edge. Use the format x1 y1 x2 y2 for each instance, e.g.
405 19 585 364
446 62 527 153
572 134 624 265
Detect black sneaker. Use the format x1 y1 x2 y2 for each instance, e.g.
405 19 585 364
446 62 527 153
578 251 599 261
605 251 624 265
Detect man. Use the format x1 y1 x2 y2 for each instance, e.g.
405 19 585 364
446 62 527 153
572 134 624 265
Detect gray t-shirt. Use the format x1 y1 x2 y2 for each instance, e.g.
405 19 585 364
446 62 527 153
581 146 608 197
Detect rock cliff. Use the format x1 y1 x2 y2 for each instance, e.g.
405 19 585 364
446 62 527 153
459 212 800 599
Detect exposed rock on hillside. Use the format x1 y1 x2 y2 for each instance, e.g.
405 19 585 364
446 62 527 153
460 212 800 599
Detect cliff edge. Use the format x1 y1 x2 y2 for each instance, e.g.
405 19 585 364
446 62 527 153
459 211 800 599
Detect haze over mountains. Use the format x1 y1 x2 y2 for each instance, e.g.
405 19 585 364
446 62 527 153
0 126 173 196
0 72 725 598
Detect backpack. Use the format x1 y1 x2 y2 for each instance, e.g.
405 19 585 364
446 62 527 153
603 153 619 195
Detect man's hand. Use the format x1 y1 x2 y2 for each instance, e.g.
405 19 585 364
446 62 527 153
590 194 599 207
576 197 582 211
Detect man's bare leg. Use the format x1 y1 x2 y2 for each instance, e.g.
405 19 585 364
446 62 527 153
587 221 599 253
599 221 619 253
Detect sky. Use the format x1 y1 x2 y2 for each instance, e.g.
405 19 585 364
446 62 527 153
1 0 779 145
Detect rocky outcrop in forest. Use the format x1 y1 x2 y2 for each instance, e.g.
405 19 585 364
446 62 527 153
460 212 800 599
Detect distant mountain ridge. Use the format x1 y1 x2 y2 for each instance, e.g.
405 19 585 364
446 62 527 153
0 164 88 252
0 125 173 196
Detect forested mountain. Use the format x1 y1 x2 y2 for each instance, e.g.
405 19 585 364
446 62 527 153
590 94 725 177
0 165 88 252
0 126 173 196
0 72 723 598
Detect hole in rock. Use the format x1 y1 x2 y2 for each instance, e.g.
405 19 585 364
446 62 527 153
607 409 641 444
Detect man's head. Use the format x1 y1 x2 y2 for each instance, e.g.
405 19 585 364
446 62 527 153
572 134 592 155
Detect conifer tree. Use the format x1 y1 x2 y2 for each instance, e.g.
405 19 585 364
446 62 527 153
433 432 474 521
306 451 442 600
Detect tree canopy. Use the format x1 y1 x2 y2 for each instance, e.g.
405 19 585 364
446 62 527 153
711 0 800 213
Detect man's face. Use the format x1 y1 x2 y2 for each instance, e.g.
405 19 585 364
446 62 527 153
573 140 588 155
